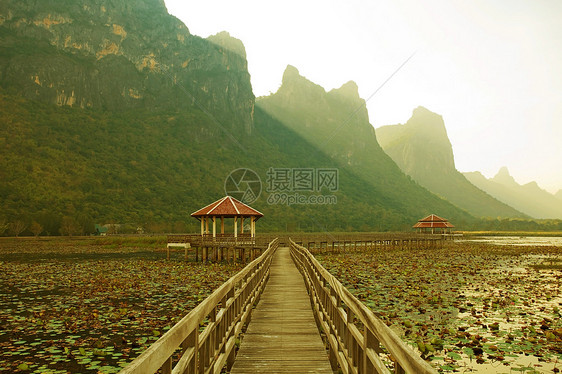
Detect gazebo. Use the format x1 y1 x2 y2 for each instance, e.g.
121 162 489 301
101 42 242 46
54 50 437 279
191 196 263 239
413 214 454 234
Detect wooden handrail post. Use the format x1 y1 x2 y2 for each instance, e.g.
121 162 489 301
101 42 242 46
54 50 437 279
159 357 172 374
119 238 279 374
288 239 436 374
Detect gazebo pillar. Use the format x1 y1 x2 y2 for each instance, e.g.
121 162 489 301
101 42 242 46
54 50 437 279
234 216 238 238
200 218 204 236
221 216 224 234
212 217 216 238
251 216 255 238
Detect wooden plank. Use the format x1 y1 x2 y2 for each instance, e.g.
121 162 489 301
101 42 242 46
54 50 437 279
231 247 333 373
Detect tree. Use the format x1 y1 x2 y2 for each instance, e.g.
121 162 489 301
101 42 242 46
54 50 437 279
30 221 44 237
9 220 27 237
60 216 80 237
0 218 8 236
76 213 95 235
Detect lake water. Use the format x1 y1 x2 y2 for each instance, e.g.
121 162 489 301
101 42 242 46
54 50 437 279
461 236 562 246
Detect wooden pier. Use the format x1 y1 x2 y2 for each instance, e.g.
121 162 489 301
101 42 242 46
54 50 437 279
126 236 438 373
167 233 448 263
166 234 272 262
287 233 447 252
230 247 333 373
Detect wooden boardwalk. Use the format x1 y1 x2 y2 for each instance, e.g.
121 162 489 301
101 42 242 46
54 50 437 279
230 247 333 373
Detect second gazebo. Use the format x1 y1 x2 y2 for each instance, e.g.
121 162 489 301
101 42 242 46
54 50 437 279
413 214 455 234
191 196 263 239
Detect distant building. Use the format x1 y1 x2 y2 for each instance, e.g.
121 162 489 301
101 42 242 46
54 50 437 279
94 224 108 236
413 214 454 234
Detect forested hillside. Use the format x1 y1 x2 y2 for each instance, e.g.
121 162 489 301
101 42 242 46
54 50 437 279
0 90 476 235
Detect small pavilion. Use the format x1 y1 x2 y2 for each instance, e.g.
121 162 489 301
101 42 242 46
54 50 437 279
191 196 263 239
413 214 454 234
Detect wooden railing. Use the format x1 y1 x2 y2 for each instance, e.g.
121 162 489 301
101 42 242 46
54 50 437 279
120 238 279 374
287 233 445 252
167 234 272 247
289 239 436 374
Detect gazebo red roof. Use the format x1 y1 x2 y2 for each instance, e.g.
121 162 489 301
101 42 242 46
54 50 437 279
191 196 264 219
413 214 455 228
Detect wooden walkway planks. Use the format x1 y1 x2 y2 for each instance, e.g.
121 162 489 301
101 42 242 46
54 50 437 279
230 247 333 373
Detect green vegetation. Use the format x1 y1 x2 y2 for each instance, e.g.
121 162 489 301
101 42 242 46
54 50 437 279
0 237 244 373
2 90 561 235
0 89 468 234
317 242 562 372
476 218 562 232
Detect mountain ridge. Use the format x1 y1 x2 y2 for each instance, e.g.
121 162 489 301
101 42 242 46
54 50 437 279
376 107 525 218
0 0 255 133
464 168 562 219
258 66 473 226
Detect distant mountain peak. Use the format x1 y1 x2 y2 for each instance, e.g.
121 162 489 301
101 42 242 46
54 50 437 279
206 31 247 58
492 167 518 187
412 106 436 117
497 166 510 176
280 65 322 89
283 65 301 82
465 169 562 219
408 106 447 133
330 80 360 100
276 65 327 105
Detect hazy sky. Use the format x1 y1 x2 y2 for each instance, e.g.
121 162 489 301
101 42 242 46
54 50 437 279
165 0 562 194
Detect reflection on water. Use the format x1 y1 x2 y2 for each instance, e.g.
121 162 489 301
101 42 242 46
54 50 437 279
461 236 562 247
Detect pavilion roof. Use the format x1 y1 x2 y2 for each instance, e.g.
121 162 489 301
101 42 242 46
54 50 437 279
413 221 455 228
191 196 264 218
413 214 455 228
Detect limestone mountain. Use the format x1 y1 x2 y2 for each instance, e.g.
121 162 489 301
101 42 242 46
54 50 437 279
257 66 473 226
464 168 562 219
0 0 254 133
556 190 562 201
376 107 525 218
259 66 375 167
